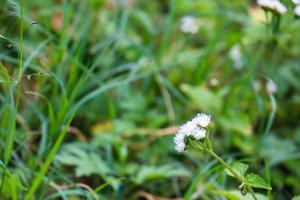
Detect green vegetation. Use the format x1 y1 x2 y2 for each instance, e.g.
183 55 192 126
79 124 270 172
0 0 300 199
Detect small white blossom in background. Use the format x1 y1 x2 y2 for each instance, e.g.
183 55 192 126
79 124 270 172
266 79 277 95
174 113 211 152
275 2 287 14
209 78 219 87
292 0 300 4
257 0 287 14
291 0 300 16
257 0 274 8
294 5 300 16
229 45 243 70
180 16 199 34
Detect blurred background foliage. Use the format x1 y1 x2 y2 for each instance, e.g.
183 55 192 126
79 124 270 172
0 0 300 199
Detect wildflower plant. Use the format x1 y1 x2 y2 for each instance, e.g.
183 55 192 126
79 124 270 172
180 16 199 34
257 0 287 33
174 113 272 199
292 0 300 16
257 0 287 14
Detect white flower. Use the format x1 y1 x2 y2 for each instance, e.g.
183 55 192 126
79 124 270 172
266 79 277 95
209 78 219 86
175 142 186 153
257 0 287 14
274 1 287 14
292 0 300 4
193 127 206 140
192 113 211 128
229 45 243 70
295 5 300 16
174 133 185 144
179 120 197 136
174 112 211 152
180 16 199 34
257 0 276 9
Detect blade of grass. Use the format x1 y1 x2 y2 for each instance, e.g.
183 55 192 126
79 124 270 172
25 113 75 200
184 160 217 200
4 0 24 164
4 89 17 164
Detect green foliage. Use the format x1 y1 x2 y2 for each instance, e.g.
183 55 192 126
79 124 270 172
260 135 300 166
0 0 299 199
214 190 267 200
225 162 271 191
55 144 112 177
134 164 191 184
0 63 10 83
244 174 272 190
181 84 223 114
225 162 249 179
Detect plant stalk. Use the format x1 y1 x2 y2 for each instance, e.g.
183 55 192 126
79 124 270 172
208 150 258 200
208 150 243 182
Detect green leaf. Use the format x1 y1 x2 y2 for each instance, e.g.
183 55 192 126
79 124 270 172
218 111 252 136
55 143 112 177
0 63 10 82
213 190 240 200
114 142 128 162
26 115 74 200
180 84 223 114
213 190 267 200
130 9 156 35
260 135 300 166
245 173 272 190
134 164 191 184
225 162 249 179
292 196 300 200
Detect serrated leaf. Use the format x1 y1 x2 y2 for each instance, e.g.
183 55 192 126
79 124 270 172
245 173 272 190
225 162 249 179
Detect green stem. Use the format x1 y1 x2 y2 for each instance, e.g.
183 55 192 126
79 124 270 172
16 0 24 110
249 187 258 200
208 150 258 200
208 150 243 182
264 94 276 135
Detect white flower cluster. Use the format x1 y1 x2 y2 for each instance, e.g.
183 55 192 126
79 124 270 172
180 16 199 34
292 0 300 4
257 0 287 14
293 0 300 16
295 6 300 16
174 113 211 152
